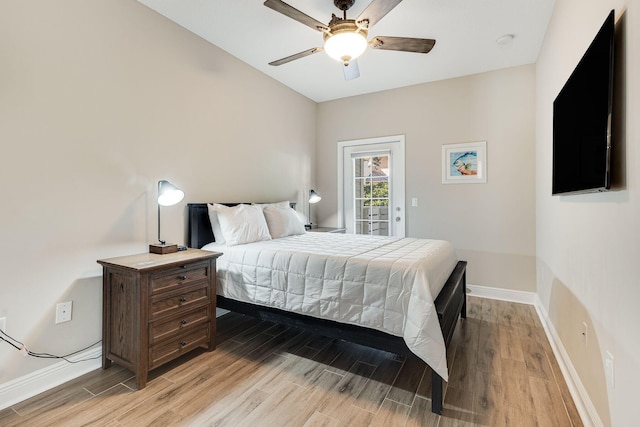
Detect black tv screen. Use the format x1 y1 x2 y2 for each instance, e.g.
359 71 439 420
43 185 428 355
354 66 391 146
552 10 614 195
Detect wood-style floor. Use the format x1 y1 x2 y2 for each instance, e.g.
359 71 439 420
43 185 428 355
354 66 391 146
0 297 583 426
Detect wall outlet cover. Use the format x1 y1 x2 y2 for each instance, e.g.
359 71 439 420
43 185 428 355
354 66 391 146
55 301 73 324
605 351 615 389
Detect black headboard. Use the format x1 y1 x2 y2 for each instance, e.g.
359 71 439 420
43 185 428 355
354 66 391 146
187 203 215 249
187 202 296 249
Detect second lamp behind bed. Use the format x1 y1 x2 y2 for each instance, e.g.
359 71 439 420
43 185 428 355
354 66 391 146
306 189 322 230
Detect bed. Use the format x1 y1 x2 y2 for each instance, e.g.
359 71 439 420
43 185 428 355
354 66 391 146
187 202 467 415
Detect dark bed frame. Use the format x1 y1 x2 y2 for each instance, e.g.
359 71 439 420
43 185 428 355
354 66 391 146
187 203 467 415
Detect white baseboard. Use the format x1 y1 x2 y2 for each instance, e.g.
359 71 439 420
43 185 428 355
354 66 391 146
0 347 102 411
467 284 599 427
467 283 537 304
533 296 603 427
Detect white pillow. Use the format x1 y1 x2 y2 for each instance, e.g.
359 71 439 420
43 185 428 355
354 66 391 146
263 206 307 239
253 201 306 227
207 203 226 245
214 203 271 246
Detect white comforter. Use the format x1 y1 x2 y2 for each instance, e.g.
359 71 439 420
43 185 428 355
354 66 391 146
203 232 457 380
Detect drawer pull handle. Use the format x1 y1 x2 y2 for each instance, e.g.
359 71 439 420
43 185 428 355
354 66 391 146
180 265 187 269
181 319 188 325
180 296 187 303
180 340 187 346
179 275 187 280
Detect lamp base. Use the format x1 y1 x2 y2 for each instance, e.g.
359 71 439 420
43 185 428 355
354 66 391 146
149 243 178 255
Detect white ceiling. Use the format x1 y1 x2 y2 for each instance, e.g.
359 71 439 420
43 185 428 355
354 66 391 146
138 0 555 102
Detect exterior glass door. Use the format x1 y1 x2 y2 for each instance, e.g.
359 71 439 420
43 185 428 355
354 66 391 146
338 135 405 237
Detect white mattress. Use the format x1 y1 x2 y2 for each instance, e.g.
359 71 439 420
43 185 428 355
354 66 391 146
202 232 457 380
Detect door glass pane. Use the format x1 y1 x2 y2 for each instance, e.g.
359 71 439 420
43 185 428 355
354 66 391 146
353 155 390 236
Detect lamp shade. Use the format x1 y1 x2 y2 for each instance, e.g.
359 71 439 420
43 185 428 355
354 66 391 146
309 189 322 204
324 31 368 63
157 180 184 206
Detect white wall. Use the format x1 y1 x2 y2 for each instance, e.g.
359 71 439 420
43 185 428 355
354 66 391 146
317 65 537 292
536 0 640 425
0 0 316 386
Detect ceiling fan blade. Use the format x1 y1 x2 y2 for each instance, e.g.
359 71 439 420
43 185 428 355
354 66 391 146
343 59 360 81
357 0 403 28
268 47 323 66
369 36 436 53
263 0 328 32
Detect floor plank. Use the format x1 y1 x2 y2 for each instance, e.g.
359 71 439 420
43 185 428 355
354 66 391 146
406 396 441 427
368 398 411 426
386 355 427 406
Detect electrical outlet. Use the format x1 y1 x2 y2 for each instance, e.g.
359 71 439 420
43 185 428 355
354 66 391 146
605 351 615 388
581 322 588 346
55 301 72 324
411 197 418 207
0 317 6 332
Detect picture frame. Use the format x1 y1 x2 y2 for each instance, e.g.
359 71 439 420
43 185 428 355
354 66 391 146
442 141 487 184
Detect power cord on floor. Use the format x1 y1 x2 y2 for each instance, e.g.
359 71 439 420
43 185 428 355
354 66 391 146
0 329 101 363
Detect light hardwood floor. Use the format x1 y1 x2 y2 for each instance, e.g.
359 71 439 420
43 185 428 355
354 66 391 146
0 297 583 426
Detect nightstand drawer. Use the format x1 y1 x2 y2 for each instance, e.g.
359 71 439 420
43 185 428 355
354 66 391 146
150 261 211 295
149 306 211 344
149 325 210 369
150 284 210 320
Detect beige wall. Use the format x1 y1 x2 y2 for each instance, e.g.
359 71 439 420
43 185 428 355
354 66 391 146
316 65 537 292
536 0 640 425
0 0 316 384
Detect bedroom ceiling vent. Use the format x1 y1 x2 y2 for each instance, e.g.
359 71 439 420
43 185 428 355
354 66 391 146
150 180 184 254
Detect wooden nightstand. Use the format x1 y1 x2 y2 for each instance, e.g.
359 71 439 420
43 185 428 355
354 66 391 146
307 227 346 233
97 249 221 389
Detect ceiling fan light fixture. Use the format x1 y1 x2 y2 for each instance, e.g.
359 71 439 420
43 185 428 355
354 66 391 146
263 0 436 81
324 29 368 64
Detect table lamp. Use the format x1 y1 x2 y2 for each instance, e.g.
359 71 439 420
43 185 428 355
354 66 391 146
306 189 322 229
149 180 184 254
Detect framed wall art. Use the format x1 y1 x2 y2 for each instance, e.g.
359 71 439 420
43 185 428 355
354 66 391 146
441 141 487 184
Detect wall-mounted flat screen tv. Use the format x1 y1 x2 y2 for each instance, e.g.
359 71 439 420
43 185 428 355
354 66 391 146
552 10 614 195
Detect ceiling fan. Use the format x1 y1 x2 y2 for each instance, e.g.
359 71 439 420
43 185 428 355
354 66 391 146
264 0 436 80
